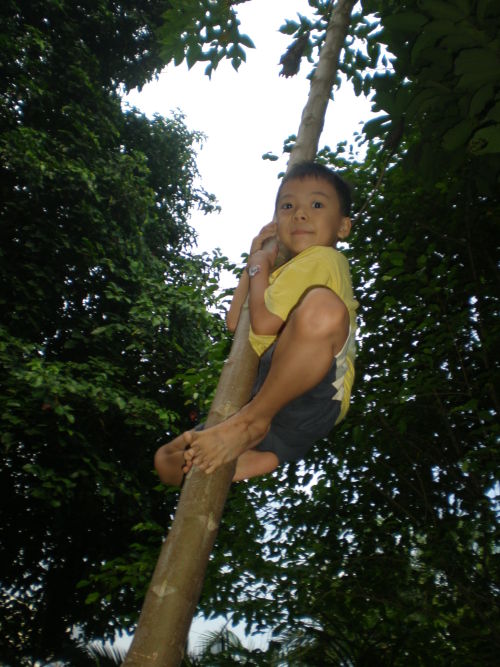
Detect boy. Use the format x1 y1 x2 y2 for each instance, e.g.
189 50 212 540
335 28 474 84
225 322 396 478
154 161 358 485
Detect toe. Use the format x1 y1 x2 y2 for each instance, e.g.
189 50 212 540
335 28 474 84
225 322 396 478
197 458 209 471
182 431 194 448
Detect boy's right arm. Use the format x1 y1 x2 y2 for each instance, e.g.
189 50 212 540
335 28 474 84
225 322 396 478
226 222 277 332
226 270 250 332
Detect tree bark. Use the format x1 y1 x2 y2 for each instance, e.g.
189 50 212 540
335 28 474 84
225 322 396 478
291 0 357 164
122 2 356 665
123 304 257 667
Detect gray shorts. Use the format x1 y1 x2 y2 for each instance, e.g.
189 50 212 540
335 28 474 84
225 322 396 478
252 342 341 463
195 343 341 465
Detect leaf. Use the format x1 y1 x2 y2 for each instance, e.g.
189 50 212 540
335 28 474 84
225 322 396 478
279 20 300 36
262 152 279 161
186 43 202 70
388 252 405 267
410 24 443 63
485 101 500 123
469 84 494 116
114 396 127 410
238 33 255 50
457 69 499 90
405 87 441 119
440 21 489 50
477 0 498 21
383 12 428 34
418 0 468 21
442 119 475 150
469 123 500 154
362 114 390 140
454 47 500 76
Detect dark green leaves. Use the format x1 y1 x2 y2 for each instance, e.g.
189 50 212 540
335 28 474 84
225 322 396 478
0 1 231 661
358 0 500 184
157 0 255 75
247 141 499 663
382 11 428 33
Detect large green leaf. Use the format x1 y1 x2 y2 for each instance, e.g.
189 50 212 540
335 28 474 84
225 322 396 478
454 46 500 76
442 118 476 150
469 123 500 153
470 84 495 115
418 0 470 21
382 12 428 33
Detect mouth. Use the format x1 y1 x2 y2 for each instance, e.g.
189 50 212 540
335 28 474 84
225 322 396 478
291 230 312 235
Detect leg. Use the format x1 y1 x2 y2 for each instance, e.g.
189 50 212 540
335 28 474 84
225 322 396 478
154 436 279 486
233 449 279 482
184 287 349 476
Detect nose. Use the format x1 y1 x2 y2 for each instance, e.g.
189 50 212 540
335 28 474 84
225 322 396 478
293 206 307 220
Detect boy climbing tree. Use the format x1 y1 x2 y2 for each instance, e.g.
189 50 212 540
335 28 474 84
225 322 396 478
123 4 358 664
155 161 358 484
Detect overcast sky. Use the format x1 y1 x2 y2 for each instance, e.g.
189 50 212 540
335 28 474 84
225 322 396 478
124 0 373 272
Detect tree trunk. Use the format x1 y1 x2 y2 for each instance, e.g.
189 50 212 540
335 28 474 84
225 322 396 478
122 2 356 665
292 0 357 164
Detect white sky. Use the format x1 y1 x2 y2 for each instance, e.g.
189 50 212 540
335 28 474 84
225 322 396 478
121 0 374 654
124 0 373 272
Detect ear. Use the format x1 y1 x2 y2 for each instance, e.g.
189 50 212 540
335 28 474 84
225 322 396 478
337 216 351 240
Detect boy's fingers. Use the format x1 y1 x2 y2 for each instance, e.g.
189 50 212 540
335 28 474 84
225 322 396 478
250 222 277 253
258 222 276 238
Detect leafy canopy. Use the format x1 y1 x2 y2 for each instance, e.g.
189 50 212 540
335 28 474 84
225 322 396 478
0 0 230 662
2 1 499 664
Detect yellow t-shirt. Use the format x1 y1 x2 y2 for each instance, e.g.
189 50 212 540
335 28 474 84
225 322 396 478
248 245 358 423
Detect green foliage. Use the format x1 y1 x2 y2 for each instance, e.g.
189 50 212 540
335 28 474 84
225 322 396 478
192 139 498 665
157 0 255 76
307 143 499 665
183 626 271 665
272 1 500 192
278 1 347 82
1 0 186 95
2 1 499 665
356 0 500 190
0 0 231 663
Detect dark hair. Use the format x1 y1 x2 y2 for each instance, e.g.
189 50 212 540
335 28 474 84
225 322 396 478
275 161 352 216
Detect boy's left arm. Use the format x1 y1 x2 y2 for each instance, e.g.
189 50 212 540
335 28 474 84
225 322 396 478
226 270 250 332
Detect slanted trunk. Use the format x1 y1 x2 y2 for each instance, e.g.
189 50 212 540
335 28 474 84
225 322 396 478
122 2 357 665
292 0 357 164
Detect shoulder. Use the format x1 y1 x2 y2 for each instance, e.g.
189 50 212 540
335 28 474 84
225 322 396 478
318 245 349 265
295 245 347 262
271 246 349 282
285 245 336 267
295 246 350 273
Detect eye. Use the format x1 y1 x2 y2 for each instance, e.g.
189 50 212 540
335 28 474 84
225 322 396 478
312 201 324 209
280 202 293 210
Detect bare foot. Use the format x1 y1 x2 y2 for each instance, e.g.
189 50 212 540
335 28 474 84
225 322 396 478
154 433 195 486
183 406 270 475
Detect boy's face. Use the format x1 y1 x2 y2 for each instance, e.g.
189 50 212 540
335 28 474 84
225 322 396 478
276 176 351 256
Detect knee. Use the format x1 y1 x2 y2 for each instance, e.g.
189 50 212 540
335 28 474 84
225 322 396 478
292 288 349 339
